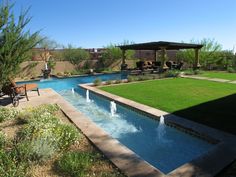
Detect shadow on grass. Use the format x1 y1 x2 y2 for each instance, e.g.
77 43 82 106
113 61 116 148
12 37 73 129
172 93 236 135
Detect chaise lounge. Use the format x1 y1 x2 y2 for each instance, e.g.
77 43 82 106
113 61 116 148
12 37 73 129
1 79 40 106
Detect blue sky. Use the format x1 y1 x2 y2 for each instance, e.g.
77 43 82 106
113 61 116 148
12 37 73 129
13 0 236 50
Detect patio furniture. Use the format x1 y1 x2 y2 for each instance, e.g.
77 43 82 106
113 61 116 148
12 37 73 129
1 80 40 106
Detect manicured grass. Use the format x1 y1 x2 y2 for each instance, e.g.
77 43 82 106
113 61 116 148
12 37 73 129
100 78 236 135
200 71 236 80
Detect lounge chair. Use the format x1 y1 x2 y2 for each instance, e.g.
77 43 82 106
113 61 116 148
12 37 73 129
2 79 40 103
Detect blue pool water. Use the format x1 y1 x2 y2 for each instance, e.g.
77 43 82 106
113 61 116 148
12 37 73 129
23 73 214 174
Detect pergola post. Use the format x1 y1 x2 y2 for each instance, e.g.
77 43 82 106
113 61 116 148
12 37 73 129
161 47 168 70
121 49 127 70
154 50 158 62
194 48 201 70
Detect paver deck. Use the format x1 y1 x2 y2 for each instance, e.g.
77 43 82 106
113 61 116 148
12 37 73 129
1 87 236 177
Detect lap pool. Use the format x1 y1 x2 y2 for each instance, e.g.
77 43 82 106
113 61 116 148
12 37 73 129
22 73 214 174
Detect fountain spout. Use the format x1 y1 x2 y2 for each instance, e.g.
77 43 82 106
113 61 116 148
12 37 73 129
110 101 117 117
86 90 91 102
71 88 75 94
157 115 166 141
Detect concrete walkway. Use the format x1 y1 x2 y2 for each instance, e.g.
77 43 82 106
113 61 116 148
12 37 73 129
181 75 236 83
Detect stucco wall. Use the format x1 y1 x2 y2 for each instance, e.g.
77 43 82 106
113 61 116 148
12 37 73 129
19 61 77 77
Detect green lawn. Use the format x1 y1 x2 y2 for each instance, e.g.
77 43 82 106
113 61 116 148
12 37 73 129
200 71 236 80
100 78 236 135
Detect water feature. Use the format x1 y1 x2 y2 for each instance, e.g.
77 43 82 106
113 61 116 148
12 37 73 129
20 73 214 174
45 63 48 70
110 101 117 117
71 88 75 94
86 89 91 102
156 115 167 143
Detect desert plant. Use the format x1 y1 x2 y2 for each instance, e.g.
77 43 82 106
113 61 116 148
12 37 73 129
17 104 79 152
0 107 19 122
227 67 236 73
47 58 56 70
0 1 40 88
0 132 6 149
63 45 90 67
106 80 112 85
127 75 135 82
55 151 99 177
0 150 27 177
93 78 102 86
13 137 57 162
53 124 80 150
164 70 181 78
115 79 122 84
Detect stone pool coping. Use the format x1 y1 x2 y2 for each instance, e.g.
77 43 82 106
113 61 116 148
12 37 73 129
80 84 236 177
9 87 236 177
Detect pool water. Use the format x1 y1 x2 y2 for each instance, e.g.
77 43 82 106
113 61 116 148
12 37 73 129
24 73 214 174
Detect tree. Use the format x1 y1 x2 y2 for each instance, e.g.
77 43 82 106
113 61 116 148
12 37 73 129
36 35 62 49
0 1 40 87
100 41 135 68
63 44 90 67
176 38 222 69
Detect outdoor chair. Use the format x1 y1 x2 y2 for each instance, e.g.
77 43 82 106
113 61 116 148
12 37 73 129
1 80 40 106
174 61 184 70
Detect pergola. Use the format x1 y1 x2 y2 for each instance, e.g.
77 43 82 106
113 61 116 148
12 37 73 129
118 41 203 70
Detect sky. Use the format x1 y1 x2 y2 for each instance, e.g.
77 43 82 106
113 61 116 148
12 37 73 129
12 0 236 50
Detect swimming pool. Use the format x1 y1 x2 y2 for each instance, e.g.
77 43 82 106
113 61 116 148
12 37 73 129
23 73 214 174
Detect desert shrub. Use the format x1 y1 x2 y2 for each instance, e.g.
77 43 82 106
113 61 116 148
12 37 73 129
70 70 80 75
17 104 79 151
0 150 27 177
0 107 19 122
30 137 57 162
164 70 181 78
106 80 112 85
53 124 80 150
227 67 236 73
127 75 135 82
0 132 6 149
93 78 102 86
64 71 71 76
184 69 202 75
13 138 57 163
136 75 151 81
57 72 64 76
114 79 122 84
55 151 99 177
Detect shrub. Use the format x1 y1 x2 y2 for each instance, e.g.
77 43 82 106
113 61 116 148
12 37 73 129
0 107 19 122
93 78 102 86
114 80 122 84
136 75 151 81
184 69 202 75
57 72 64 76
106 80 112 85
164 70 181 78
127 75 135 82
0 150 27 177
53 124 80 150
0 132 6 149
13 138 57 163
55 151 98 177
30 137 57 162
17 104 79 151
227 67 236 73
